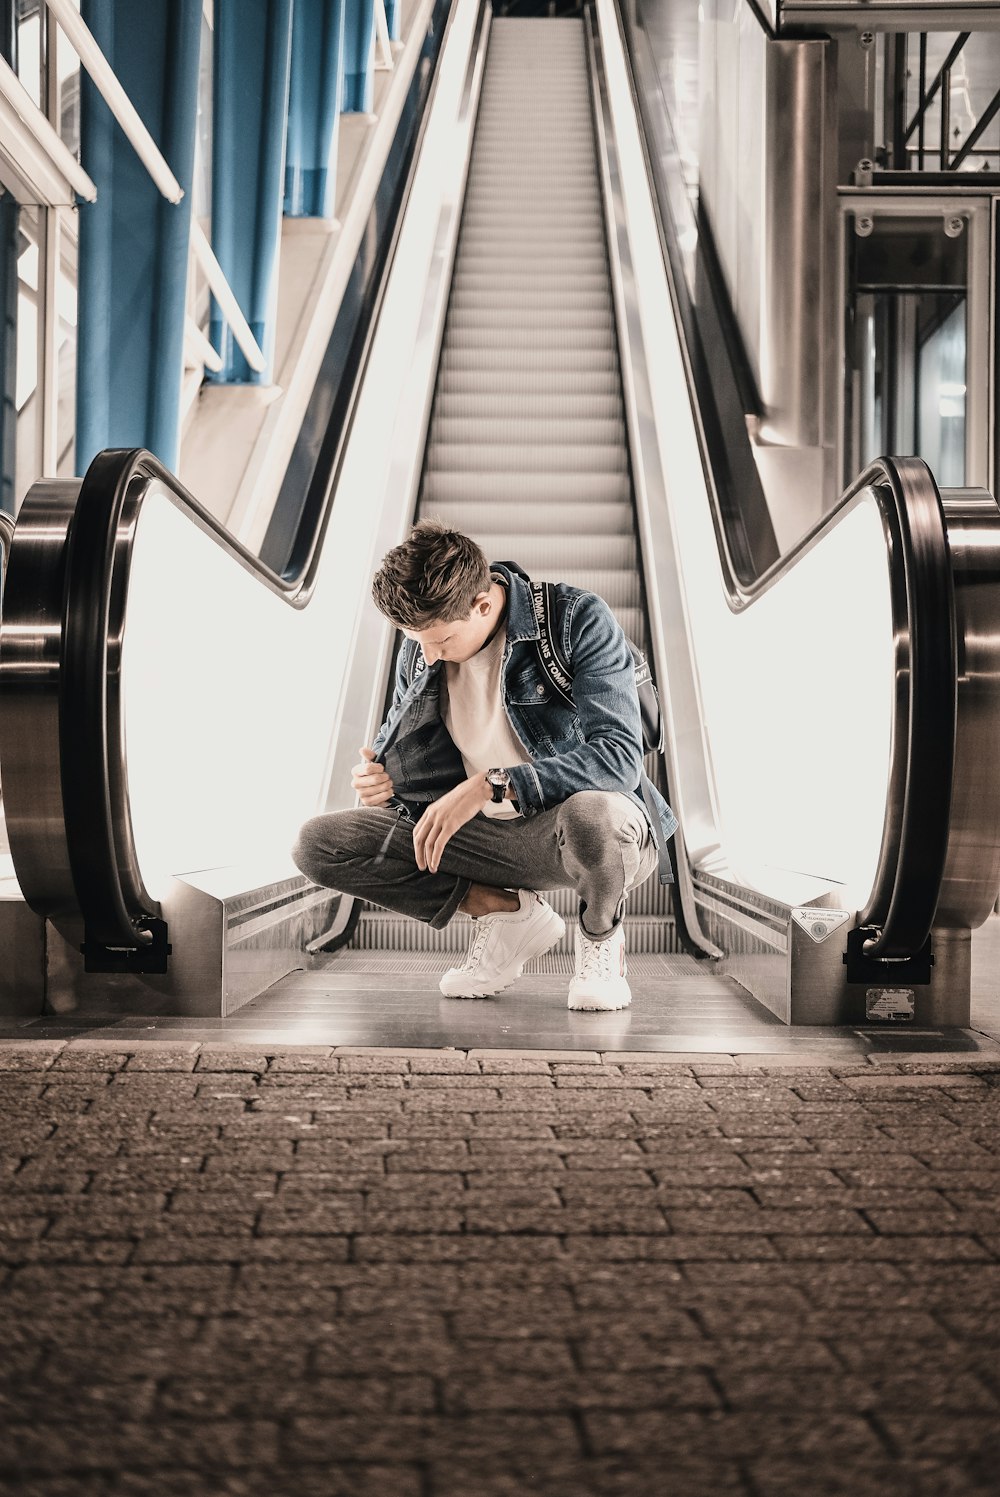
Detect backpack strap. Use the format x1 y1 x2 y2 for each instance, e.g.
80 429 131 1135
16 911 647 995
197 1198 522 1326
532 580 574 706
404 638 426 689
532 580 671 882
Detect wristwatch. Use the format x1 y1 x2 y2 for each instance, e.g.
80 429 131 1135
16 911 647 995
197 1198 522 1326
485 767 511 804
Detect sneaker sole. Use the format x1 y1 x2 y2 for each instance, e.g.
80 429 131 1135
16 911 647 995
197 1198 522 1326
567 983 632 1012
567 995 632 1011
439 906 567 999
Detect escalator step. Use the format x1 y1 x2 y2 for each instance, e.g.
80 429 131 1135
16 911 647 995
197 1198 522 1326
428 418 627 450
425 500 635 538
423 442 628 474
421 470 632 505
434 392 623 421
393 17 672 956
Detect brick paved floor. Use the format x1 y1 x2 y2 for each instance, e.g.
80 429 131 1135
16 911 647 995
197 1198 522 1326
1 1042 999 1496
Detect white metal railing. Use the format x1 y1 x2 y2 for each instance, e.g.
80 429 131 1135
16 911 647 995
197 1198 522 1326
44 0 183 202
41 0 266 377
374 0 394 71
188 223 266 374
0 55 95 204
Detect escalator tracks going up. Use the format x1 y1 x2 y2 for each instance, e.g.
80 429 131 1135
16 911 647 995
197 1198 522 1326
349 16 676 958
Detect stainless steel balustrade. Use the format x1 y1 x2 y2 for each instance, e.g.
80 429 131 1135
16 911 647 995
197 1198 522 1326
597 0 1000 1021
0 0 485 1016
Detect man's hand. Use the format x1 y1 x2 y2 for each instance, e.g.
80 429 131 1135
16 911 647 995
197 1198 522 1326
352 746 395 807
413 775 492 874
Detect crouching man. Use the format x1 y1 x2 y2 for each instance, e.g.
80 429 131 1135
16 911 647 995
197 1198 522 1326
292 521 677 1010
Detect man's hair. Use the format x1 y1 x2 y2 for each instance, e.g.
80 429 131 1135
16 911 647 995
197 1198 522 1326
372 520 491 629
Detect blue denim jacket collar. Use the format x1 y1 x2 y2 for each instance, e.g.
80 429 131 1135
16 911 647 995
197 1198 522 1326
491 561 541 646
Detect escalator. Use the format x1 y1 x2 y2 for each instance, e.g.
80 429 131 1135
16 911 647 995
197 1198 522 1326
1 0 999 1030
350 14 674 957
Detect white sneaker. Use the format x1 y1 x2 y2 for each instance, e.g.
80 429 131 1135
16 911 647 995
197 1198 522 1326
439 890 565 999
568 922 632 1010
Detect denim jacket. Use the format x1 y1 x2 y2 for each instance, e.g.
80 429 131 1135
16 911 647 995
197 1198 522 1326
372 562 679 883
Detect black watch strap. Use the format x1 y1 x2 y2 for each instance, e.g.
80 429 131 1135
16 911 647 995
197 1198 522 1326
487 769 508 803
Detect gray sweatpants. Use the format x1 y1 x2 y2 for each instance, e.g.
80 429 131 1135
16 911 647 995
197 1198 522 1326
293 790 658 940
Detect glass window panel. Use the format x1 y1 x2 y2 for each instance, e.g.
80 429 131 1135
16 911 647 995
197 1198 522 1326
845 216 967 488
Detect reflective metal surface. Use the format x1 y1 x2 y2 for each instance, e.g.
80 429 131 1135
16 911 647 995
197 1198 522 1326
0 0 491 962
778 3 1000 31
0 510 13 585
937 489 1000 926
0 480 80 916
587 5 721 959
597 0 1000 993
762 39 836 450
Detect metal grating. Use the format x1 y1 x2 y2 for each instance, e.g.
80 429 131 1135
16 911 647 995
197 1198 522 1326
350 911 679 954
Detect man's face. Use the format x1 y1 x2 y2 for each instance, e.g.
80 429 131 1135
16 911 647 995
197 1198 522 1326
403 589 499 667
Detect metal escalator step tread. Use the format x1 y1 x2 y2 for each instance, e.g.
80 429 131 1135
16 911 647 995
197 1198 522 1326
529 568 643 609
421 501 635 539
447 292 613 316
446 311 616 334
444 320 615 338
439 349 618 374
462 188 602 203
456 247 608 263
436 369 621 396
460 208 602 225
423 444 628 474
420 471 632 504
458 228 607 245
452 275 611 295
427 418 627 449
446 533 637 570
349 912 676 955
434 393 623 421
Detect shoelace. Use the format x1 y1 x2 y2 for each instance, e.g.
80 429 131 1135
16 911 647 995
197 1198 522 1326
459 920 494 973
577 935 616 980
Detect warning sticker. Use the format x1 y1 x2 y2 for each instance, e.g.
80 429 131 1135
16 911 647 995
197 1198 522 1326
866 988 916 1022
791 908 852 945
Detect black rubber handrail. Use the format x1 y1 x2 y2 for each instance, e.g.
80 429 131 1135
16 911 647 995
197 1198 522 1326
849 457 956 961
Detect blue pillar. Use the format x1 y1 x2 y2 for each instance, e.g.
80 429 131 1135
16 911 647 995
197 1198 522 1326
343 0 375 114
285 0 347 220
76 0 202 472
211 0 293 383
385 0 400 43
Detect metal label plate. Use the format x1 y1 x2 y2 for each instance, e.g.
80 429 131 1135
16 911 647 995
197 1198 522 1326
866 988 916 1022
791 908 852 944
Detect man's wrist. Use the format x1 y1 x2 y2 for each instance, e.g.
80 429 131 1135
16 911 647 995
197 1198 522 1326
484 767 512 805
